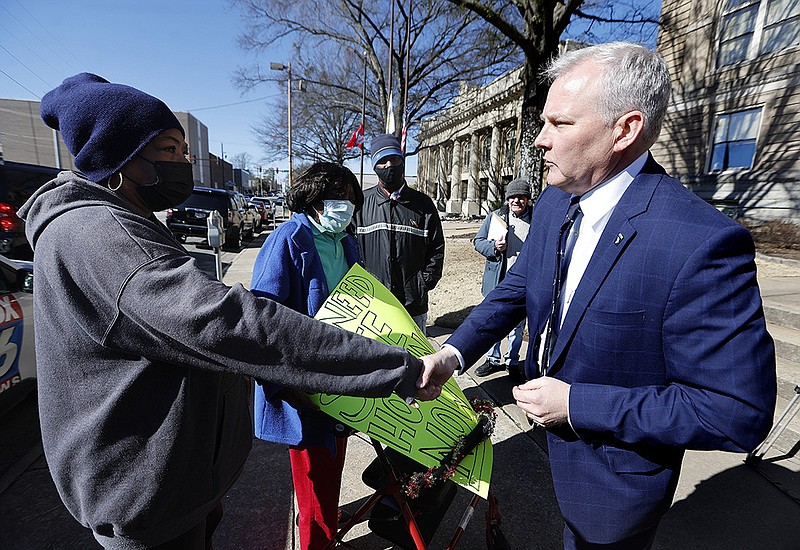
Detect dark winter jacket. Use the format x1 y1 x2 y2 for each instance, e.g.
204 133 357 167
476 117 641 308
355 184 445 317
17 171 423 550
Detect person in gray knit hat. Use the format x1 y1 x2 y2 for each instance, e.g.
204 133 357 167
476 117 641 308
18 74 451 550
472 178 533 379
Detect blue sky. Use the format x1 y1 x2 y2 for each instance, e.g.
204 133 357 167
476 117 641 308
0 0 281 168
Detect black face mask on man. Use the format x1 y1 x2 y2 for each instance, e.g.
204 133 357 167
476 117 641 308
375 164 406 191
123 157 194 212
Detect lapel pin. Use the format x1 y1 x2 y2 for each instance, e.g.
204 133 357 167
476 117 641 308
614 233 624 245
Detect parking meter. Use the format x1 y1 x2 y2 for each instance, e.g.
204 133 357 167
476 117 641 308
207 210 225 248
207 210 225 281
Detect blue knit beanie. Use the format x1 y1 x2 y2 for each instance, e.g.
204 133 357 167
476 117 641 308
40 73 184 183
370 134 403 167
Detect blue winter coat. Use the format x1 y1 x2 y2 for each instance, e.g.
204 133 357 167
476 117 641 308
250 213 361 449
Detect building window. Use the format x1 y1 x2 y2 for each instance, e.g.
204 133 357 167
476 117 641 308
762 0 800 54
717 0 800 68
503 127 516 169
462 142 470 169
481 134 491 166
709 107 762 171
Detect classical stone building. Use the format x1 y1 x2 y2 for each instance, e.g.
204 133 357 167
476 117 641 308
653 0 800 219
417 68 523 217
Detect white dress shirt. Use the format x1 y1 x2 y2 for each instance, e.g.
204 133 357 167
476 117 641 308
559 151 648 326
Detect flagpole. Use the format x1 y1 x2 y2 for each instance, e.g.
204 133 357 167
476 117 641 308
360 50 367 190
387 0 395 134
402 0 411 159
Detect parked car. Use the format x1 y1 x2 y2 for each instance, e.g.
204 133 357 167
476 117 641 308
166 187 255 250
247 200 264 231
0 255 35 393
249 196 273 219
0 161 59 260
264 196 286 217
231 191 257 237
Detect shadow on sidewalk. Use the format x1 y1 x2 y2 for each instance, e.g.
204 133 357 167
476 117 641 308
653 462 800 549
213 439 294 550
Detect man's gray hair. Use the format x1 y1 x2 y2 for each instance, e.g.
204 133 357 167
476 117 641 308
543 42 671 145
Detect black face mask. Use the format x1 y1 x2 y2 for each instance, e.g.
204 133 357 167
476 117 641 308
375 165 405 191
127 157 194 212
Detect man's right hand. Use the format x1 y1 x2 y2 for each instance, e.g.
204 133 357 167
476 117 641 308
494 235 507 252
415 347 459 401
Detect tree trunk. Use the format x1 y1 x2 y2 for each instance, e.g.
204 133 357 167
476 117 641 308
517 58 549 197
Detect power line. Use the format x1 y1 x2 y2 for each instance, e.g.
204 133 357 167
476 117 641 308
0 44 52 90
188 94 279 112
0 4 81 74
0 68 41 99
0 21 66 79
13 0 85 68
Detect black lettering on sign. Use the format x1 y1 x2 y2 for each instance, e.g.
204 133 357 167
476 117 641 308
366 401 422 454
317 394 375 425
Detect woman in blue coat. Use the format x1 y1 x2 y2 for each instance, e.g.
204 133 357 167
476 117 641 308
250 162 363 549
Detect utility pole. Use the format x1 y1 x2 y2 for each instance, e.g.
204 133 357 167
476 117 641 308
270 61 294 189
360 51 367 189
287 62 293 189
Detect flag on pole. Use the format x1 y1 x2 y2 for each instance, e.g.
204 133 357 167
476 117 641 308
400 103 409 153
346 124 364 149
385 91 395 134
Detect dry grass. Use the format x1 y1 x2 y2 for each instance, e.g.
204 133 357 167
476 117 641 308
740 219 800 261
428 229 485 328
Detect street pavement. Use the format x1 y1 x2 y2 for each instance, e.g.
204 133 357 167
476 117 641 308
2 218 799 549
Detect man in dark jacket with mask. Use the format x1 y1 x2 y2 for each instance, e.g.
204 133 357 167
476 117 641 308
356 134 445 335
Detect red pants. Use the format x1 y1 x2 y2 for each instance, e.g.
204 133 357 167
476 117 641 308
289 437 347 550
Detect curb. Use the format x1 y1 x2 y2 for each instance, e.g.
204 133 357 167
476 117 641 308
756 252 800 268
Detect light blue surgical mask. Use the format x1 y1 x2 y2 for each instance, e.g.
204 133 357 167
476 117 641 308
313 199 355 233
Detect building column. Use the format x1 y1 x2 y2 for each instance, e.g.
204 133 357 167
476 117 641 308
417 147 428 194
447 139 462 214
436 144 448 210
462 133 481 217
487 125 502 213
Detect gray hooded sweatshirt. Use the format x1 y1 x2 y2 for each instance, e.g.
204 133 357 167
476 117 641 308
18 171 423 549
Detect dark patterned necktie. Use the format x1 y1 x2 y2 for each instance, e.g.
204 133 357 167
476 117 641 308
540 195 582 376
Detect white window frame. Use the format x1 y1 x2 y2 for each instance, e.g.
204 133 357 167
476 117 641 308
706 106 763 173
715 0 799 68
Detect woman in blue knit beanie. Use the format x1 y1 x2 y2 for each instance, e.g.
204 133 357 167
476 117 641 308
38 72 195 214
17 74 449 550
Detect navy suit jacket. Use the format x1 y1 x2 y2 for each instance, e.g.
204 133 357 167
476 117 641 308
447 157 776 543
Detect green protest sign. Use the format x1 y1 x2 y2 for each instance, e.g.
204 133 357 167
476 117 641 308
310 264 492 498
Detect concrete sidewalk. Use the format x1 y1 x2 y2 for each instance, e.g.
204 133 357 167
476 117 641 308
212 233 800 550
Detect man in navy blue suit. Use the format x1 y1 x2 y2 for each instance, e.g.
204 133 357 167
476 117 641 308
419 42 776 548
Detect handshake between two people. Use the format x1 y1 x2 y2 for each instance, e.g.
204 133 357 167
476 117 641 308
415 346 462 401
416 347 572 428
